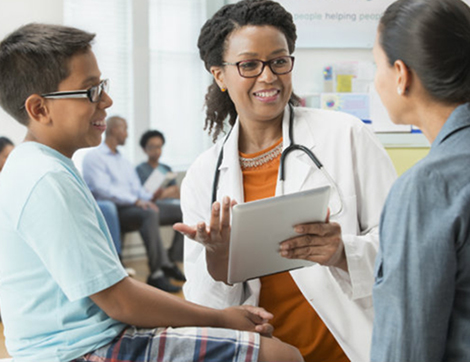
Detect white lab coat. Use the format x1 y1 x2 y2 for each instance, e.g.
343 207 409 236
181 106 397 362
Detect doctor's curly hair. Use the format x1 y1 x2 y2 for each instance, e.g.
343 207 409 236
197 0 301 142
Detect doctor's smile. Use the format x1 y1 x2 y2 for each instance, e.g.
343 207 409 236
253 88 281 103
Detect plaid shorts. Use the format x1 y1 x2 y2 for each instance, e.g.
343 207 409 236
73 325 260 362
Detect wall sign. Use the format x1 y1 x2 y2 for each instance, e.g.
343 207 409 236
279 0 395 48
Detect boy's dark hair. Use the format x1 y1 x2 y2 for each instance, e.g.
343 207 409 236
0 137 13 153
379 0 470 104
197 0 300 142
0 23 95 126
140 130 165 150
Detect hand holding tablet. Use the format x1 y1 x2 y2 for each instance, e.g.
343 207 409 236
228 186 331 284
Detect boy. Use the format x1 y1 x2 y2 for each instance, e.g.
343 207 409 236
0 24 302 362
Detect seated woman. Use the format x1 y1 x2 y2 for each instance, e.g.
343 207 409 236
136 130 183 262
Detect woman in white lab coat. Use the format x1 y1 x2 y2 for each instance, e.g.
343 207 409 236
174 1 396 361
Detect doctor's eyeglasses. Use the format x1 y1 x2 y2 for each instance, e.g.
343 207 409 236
41 79 109 103
223 56 295 78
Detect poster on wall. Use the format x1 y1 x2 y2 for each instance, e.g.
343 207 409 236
278 0 470 48
277 0 394 48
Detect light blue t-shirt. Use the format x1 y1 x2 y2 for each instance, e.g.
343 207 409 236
0 142 127 362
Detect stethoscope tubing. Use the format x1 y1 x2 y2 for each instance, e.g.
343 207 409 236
212 103 343 216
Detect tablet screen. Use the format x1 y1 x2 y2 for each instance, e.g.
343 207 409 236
228 185 330 284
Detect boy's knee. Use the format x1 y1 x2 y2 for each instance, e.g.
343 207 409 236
280 344 303 362
258 336 304 362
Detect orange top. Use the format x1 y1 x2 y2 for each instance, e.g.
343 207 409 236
240 138 349 362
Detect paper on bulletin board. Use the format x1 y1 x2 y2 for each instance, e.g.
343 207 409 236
336 75 353 92
369 85 411 133
321 93 370 121
333 61 375 93
277 0 395 48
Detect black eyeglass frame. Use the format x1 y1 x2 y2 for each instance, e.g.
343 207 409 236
222 56 295 78
41 79 109 103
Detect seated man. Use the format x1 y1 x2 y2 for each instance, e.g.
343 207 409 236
82 116 184 293
136 129 183 262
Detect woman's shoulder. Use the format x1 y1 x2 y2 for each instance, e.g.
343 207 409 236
294 106 366 131
293 106 373 145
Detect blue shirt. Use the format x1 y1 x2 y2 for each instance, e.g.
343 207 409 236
82 143 152 205
372 103 470 362
0 142 127 362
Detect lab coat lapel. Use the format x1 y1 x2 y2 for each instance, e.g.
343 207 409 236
276 106 317 196
217 122 261 301
217 121 244 204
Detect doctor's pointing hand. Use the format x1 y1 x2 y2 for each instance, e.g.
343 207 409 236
174 196 235 283
174 203 348 283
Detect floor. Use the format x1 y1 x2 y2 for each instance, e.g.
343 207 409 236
0 258 185 358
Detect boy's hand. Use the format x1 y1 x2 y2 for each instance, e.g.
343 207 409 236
221 305 274 337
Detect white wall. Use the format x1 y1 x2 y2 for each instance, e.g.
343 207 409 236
0 0 63 145
0 0 375 151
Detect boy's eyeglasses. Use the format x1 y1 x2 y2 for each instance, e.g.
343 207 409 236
222 56 295 78
41 79 109 103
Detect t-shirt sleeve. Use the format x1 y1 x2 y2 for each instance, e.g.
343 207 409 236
18 171 127 301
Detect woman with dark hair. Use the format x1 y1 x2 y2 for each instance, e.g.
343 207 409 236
174 1 396 361
136 129 179 199
136 129 184 262
0 136 14 172
371 0 470 361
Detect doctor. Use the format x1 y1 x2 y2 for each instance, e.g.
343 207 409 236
174 1 396 361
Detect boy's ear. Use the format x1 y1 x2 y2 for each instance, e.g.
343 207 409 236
24 94 51 125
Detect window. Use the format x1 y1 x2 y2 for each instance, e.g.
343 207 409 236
64 0 222 171
149 0 213 170
64 0 135 166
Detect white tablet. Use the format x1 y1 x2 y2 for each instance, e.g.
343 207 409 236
227 185 330 284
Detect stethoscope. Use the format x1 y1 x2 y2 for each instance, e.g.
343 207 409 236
212 103 344 217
